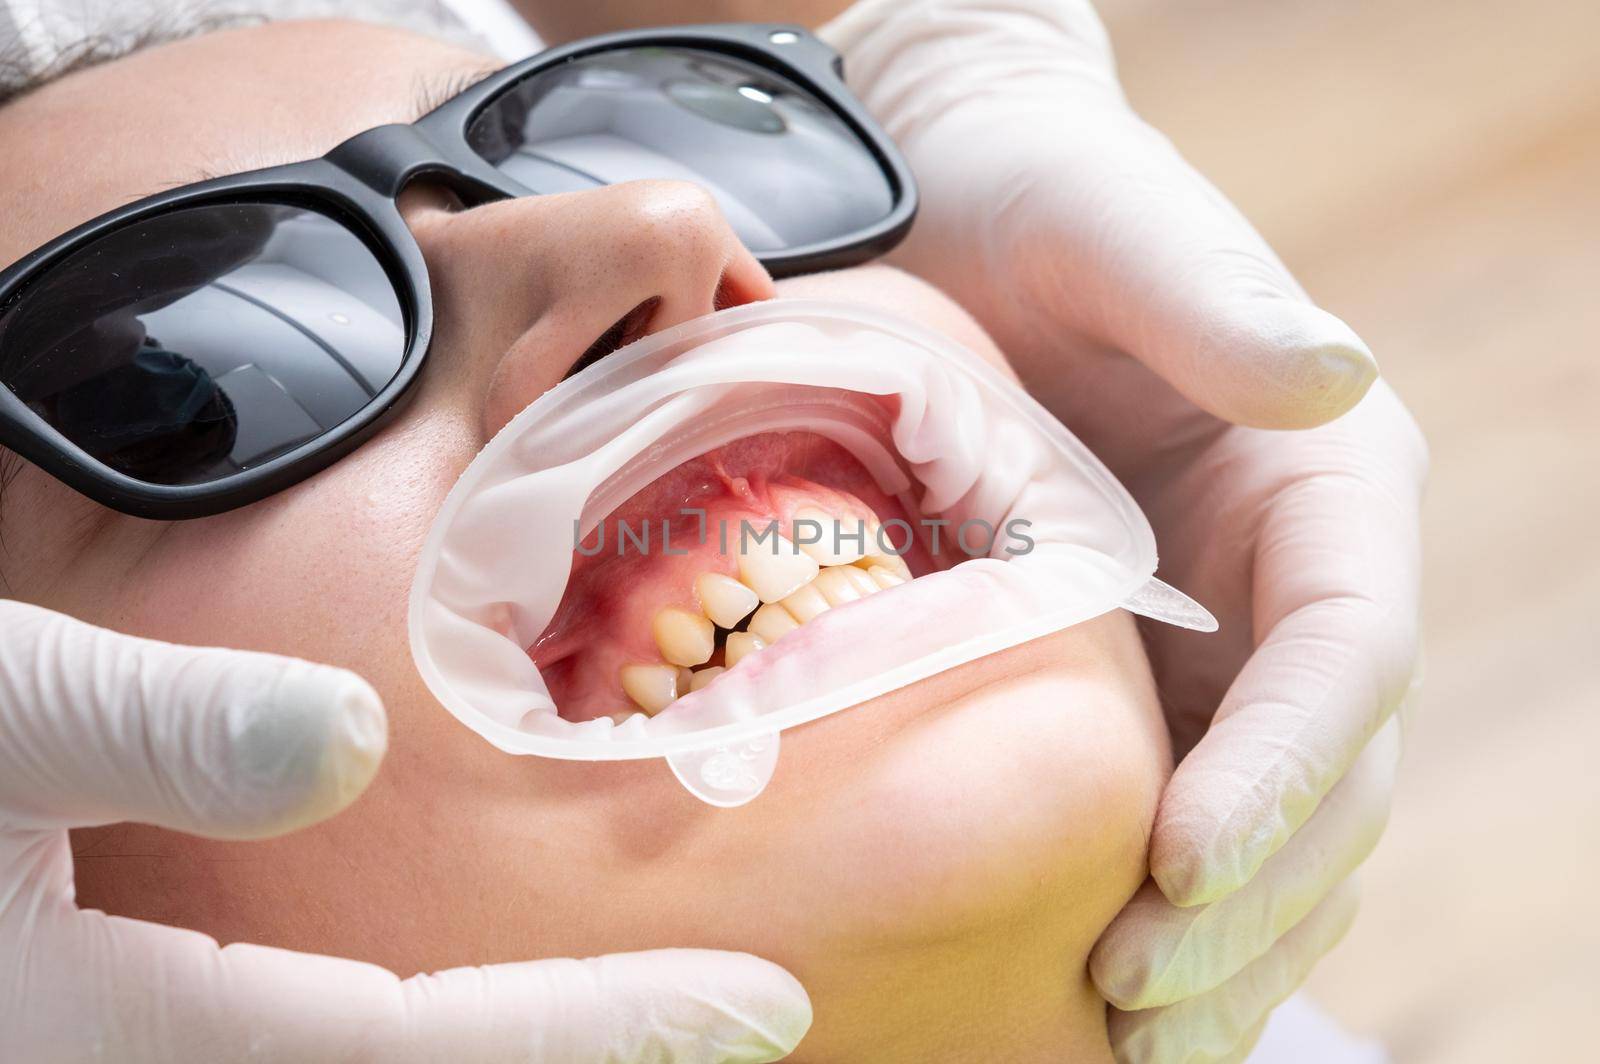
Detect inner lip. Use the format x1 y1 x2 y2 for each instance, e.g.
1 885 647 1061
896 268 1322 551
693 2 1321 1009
530 430 935 723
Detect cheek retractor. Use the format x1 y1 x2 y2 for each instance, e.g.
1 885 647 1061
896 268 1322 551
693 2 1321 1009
408 300 1215 806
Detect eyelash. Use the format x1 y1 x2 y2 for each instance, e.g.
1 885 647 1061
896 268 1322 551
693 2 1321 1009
413 67 496 118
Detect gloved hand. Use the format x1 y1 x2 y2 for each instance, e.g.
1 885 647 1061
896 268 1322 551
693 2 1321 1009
0 599 810 1063
822 2 1425 1060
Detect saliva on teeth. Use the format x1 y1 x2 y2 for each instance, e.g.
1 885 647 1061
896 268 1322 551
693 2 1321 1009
617 512 911 719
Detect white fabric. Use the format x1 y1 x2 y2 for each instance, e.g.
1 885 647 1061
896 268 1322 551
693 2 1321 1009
0 598 812 1062
439 0 541 57
818 2 1425 1062
409 299 1213 806
0 0 486 97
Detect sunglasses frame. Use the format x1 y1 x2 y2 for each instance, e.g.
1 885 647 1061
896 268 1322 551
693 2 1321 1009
0 23 917 520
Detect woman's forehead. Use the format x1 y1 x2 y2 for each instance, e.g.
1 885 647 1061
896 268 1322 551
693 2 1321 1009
0 19 493 263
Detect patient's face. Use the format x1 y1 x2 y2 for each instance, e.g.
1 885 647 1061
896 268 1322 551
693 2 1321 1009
0 21 1170 1062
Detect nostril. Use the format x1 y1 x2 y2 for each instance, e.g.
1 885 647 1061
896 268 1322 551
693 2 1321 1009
714 272 739 312
714 263 774 311
565 297 660 379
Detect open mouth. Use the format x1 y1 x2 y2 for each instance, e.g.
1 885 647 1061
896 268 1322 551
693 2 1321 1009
530 430 932 723
411 301 1205 807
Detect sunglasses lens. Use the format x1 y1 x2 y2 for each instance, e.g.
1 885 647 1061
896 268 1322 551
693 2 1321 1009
467 45 897 253
0 202 408 486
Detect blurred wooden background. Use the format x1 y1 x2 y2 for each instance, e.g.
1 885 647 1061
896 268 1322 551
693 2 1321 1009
1094 1 1600 1059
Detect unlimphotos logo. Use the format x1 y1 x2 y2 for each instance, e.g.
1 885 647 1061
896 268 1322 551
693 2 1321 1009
573 511 1034 559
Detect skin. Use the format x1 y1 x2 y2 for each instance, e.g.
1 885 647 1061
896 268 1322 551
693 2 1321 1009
506 0 855 47
0 21 1170 1061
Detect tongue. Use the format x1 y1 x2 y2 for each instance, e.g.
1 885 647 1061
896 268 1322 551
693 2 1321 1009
530 432 929 722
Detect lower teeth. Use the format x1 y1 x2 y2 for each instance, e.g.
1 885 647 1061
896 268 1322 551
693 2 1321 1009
723 630 767 669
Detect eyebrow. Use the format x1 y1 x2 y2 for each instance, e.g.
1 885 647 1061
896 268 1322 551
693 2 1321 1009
126 64 502 200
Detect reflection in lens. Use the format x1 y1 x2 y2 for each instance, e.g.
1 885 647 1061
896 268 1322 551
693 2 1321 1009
0 203 407 486
53 345 239 484
467 46 896 252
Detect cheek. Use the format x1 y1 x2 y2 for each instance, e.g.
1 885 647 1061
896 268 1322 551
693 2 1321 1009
114 406 479 678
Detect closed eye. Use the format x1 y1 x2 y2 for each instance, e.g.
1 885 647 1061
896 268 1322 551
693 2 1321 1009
412 66 498 119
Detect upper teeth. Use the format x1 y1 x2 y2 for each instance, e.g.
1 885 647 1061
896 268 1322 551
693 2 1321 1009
747 601 802 644
791 506 871 566
694 572 759 628
615 507 915 718
653 607 715 667
811 565 866 606
865 563 906 588
779 581 831 623
737 532 819 602
619 663 680 715
860 551 911 582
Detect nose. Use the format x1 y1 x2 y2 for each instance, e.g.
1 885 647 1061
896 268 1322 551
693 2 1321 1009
402 179 775 439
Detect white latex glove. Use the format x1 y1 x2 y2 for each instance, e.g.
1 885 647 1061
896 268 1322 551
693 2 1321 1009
0 599 810 1063
823 2 1425 1061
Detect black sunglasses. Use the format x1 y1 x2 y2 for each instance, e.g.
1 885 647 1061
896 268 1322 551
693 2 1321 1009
0 23 916 520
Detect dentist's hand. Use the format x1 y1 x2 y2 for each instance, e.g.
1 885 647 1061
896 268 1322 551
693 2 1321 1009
0 599 810 1063
824 1 1424 1060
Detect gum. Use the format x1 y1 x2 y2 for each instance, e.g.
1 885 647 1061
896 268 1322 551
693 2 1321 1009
530 431 932 721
